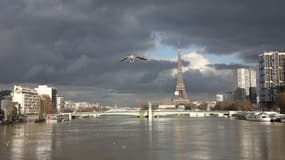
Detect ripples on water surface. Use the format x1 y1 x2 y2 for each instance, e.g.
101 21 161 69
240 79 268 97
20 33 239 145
1 118 285 160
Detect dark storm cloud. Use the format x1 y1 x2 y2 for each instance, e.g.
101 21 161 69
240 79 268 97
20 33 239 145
0 0 283 104
0 0 156 84
138 0 285 61
207 63 253 70
184 70 232 94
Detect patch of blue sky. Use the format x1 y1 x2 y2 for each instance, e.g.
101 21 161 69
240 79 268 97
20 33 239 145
152 45 244 65
152 45 204 59
204 54 243 64
152 46 175 59
150 33 245 64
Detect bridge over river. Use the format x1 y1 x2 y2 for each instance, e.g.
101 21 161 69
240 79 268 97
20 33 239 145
73 110 230 119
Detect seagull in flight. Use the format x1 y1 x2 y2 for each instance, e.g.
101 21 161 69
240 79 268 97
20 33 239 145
120 54 147 63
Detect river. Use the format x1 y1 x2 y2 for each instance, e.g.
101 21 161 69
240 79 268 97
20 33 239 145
1 117 285 160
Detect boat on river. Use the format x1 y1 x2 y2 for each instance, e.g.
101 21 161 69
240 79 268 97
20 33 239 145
255 113 271 122
46 113 72 123
246 113 271 122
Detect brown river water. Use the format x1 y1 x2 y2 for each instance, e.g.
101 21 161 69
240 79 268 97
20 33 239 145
1 117 285 160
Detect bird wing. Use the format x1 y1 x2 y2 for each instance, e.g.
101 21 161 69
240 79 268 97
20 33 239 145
135 56 147 60
120 57 129 62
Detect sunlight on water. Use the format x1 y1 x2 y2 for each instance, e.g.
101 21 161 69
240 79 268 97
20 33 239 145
1 118 285 160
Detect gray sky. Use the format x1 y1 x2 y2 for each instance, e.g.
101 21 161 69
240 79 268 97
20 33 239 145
0 0 284 106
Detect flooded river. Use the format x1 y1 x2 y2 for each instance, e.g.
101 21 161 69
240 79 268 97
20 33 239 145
1 117 285 160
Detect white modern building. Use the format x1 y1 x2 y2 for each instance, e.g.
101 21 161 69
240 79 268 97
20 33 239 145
56 96 65 112
216 94 224 102
35 85 57 108
233 68 256 95
12 85 41 114
233 68 257 102
258 51 285 106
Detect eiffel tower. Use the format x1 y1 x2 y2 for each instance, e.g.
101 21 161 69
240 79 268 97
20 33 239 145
172 48 190 105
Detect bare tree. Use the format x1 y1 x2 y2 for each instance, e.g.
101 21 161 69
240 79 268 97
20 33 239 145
214 101 252 111
198 101 208 110
139 101 149 111
184 103 195 110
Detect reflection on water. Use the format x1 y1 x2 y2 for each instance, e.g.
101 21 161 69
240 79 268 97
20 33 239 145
1 118 285 160
1 123 53 160
239 121 285 160
10 126 25 160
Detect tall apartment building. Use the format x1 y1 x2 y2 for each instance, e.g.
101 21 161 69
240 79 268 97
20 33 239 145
233 68 257 102
258 51 285 106
12 85 41 114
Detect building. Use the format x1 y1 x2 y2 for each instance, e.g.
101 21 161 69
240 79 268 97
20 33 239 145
258 51 285 107
158 105 176 109
0 90 12 110
40 95 53 115
12 85 41 115
56 96 65 112
216 94 224 102
233 68 256 102
215 92 234 102
249 87 257 104
35 85 57 109
74 102 93 110
64 100 76 110
223 92 234 102
233 88 247 101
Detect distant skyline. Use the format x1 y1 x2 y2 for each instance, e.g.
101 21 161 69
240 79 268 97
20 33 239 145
0 0 284 105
